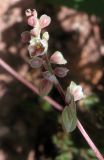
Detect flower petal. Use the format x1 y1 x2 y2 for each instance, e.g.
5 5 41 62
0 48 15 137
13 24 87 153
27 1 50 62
28 39 47 57
50 51 67 65
28 44 36 57
69 81 77 95
65 81 84 103
72 86 84 101
27 16 37 27
42 32 49 41
39 14 51 29
30 28 40 37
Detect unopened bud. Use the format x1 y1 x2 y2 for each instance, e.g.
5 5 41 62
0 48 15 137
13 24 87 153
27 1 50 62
30 57 43 68
42 71 57 83
50 51 67 65
54 67 69 77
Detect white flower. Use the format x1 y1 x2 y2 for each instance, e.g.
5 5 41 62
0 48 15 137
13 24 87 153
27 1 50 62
65 81 84 102
28 38 48 57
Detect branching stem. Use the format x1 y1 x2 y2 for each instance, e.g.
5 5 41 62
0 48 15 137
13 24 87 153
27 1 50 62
0 58 104 160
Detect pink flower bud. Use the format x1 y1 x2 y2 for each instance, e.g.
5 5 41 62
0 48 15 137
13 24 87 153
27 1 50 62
27 16 37 27
39 14 51 29
54 67 69 77
30 57 43 68
39 79 53 96
42 71 57 83
65 81 84 103
50 51 67 65
21 31 31 43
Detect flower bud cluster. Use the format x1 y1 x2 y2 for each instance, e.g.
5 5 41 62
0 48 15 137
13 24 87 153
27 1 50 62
21 9 84 100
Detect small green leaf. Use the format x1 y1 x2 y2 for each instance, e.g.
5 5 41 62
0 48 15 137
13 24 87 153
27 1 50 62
62 98 77 133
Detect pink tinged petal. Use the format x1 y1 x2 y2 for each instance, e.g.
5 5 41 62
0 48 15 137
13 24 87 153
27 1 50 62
50 51 67 65
27 16 37 27
39 14 51 29
72 86 82 97
42 71 57 83
69 81 84 101
30 28 40 37
30 57 43 68
74 91 84 101
65 81 84 103
54 67 69 77
72 86 84 101
21 31 31 43
39 79 53 96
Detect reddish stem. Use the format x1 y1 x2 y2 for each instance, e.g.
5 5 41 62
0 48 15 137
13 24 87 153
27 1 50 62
77 120 104 160
0 59 104 160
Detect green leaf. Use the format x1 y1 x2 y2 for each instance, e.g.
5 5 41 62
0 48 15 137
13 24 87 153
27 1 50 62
62 98 77 133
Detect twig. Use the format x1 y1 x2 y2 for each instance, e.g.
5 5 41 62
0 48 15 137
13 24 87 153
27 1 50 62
0 58 104 160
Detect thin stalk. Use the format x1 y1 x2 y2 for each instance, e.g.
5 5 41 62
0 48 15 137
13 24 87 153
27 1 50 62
0 58 104 160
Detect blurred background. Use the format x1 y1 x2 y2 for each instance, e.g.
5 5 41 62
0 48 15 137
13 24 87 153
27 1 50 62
0 0 104 159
